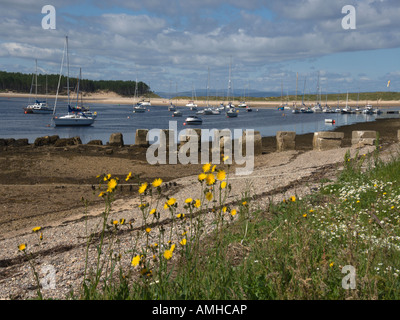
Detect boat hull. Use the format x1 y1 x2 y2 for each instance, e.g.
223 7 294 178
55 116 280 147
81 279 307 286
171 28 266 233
53 115 95 126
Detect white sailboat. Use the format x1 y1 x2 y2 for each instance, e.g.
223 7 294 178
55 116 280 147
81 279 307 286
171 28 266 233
53 36 95 126
24 60 53 114
186 84 198 110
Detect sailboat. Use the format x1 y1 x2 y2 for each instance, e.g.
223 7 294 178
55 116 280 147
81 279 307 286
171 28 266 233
186 84 198 110
133 77 147 113
24 60 53 114
341 92 353 114
53 36 95 126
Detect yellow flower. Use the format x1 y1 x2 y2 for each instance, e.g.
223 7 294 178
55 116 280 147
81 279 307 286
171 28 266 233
180 238 187 246
202 163 211 173
356 200 360 203
194 199 201 208
113 220 119 225
309 209 314 213
206 173 216 185
164 197 177 209
185 198 193 204
131 255 141 267
98 192 105 197
18 243 26 252
149 208 156 215
222 206 227 213
303 214 307 218
223 155 229 162
176 213 185 219
205 192 213 201
104 174 111 181
125 172 132 181
242 201 247 206
290 196 296 202
32 226 41 233
163 244 175 260
145 227 151 233
138 182 148 194
216 170 226 181
329 262 334 268
221 181 227 189
231 209 237 216
198 173 207 181
211 164 217 172
120 218 125 225
152 178 163 187
39 233 43 241
107 179 118 192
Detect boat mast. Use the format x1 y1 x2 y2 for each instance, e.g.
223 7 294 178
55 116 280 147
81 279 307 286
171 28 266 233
66 36 70 107
53 36 67 116
35 59 38 101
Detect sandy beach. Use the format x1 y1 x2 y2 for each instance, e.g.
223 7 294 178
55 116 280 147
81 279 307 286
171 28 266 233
1 91 399 108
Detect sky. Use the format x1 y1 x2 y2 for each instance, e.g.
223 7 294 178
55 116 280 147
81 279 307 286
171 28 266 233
0 0 399 96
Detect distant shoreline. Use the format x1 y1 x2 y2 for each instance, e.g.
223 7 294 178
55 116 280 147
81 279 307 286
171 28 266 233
1 92 400 108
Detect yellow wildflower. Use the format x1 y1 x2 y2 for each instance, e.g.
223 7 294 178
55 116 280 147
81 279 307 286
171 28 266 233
145 227 151 233
216 170 226 181
303 214 307 218
242 201 247 206
221 181 227 189
120 218 125 225
198 173 207 181
202 163 211 173
185 198 193 204
152 178 163 188
309 209 314 213
98 192 105 197
290 196 296 202
107 178 118 193
223 155 229 162
149 208 156 215
163 244 175 260
104 174 111 181
32 226 41 233
18 243 26 252
180 238 187 246
194 199 201 208
112 220 119 225
131 255 141 267
231 209 237 216
211 164 216 172
206 173 216 185
206 192 213 201
329 262 334 268
125 172 132 181
138 182 148 194
222 206 227 213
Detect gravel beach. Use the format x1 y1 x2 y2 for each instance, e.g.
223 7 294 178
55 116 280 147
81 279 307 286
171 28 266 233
1 117 400 300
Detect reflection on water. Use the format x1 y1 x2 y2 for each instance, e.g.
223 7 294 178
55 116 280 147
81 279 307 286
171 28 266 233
1 97 399 144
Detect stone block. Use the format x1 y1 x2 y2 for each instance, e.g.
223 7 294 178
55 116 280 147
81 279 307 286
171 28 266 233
313 131 344 151
109 133 124 147
135 129 149 147
276 131 296 152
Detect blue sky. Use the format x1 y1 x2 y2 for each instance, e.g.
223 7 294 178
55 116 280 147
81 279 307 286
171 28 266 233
0 0 399 95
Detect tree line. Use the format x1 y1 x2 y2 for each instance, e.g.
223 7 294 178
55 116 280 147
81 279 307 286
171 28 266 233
0 70 152 97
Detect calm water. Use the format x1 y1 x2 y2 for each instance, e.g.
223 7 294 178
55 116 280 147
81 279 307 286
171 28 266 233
1 97 399 144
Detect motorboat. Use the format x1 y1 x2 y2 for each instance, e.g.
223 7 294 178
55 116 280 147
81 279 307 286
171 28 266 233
133 105 146 113
172 110 182 117
185 115 202 125
246 106 252 112
226 109 238 117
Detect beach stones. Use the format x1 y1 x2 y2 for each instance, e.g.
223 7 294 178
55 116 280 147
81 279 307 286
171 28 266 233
313 132 344 151
34 135 59 147
109 133 124 147
54 136 82 147
276 131 296 152
351 131 377 148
